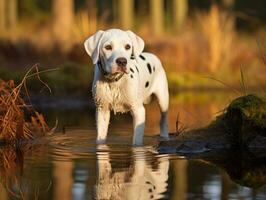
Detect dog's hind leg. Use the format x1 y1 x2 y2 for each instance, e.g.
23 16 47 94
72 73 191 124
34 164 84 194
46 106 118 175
96 108 110 144
154 75 169 139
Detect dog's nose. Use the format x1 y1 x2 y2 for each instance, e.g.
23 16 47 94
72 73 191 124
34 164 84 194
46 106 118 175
116 57 127 67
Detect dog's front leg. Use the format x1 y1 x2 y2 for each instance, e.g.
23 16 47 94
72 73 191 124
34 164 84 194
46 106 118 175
131 106 145 146
96 107 110 144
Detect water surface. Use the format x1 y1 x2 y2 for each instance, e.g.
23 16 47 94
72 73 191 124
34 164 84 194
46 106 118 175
0 92 266 199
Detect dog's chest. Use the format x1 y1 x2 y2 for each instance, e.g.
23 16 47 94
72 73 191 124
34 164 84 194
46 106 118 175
94 81 132 113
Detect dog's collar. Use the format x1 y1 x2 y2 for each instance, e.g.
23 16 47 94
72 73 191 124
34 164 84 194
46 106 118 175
97 60 124 82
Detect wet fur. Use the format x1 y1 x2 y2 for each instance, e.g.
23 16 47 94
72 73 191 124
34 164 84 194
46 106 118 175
84 29 169 145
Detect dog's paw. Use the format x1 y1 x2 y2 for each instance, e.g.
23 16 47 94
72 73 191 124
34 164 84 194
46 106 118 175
159 134 170 141
160 133 169 138
96 139 106 145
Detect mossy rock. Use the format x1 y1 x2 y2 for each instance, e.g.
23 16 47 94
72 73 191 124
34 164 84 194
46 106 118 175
223 94 266 145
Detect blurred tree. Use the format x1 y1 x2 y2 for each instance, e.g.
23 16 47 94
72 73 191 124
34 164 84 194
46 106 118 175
19 0 51 19
222 0 235 9
150 0 164 35
86 0 97 19
173 0 188 32
118 0 133 29
0 0 5 32
52 0 74 52
135 0 149 19
86 0 97 33
6 0 17 30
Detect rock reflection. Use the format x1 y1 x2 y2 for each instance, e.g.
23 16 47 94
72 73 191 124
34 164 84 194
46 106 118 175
95 145 170 200
203 149 266 188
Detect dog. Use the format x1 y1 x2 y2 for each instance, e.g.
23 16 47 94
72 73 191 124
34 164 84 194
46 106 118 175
84 29 169 145
95 145 169 199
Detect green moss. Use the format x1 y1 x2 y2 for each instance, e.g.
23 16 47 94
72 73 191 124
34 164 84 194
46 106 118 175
205 94 266 146
0 66 21 82
0 63 93 96
226 94 266 129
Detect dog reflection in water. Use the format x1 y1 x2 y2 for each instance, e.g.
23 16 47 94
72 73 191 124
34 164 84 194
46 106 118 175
94 145 169 199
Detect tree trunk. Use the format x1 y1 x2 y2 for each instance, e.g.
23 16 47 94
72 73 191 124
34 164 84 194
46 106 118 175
150 0 164 36
87 0 97 17
173 0 188 32
6 0 17 30
118 0 133 29
86 0 97 34
52 0 74 53
0 0 5 33
222 0 235 9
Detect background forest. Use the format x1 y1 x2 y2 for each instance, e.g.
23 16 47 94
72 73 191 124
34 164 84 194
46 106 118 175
0 0 265 96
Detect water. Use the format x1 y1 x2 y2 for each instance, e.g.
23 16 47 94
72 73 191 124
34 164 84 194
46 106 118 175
1 92 266 200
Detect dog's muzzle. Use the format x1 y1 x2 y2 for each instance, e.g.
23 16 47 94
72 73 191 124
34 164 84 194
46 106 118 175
97 59 125 82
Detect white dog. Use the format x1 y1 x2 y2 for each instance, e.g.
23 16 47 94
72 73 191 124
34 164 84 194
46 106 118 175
84 29 169 145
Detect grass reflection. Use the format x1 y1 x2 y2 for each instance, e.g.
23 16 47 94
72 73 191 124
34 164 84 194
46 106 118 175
0 143 52 200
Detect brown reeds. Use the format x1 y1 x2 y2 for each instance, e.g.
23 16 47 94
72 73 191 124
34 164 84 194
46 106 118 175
0 66 53 143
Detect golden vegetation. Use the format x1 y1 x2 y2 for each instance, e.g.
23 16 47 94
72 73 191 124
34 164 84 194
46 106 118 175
0 66 51 143
0 3 264 90
197 5 235 73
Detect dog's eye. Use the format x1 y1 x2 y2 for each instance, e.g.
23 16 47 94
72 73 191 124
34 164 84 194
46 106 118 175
105 45 112 51
125 44 131 50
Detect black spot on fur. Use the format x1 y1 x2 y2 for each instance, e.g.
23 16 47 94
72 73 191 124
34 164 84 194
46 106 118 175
153 66 155 72
147 63 152 74
150 195 154 199
130 68 134 73
130 74 134 78
145 81 149 88
139 54 146 60
130 54 135 59
146 181 151 184
148 188 152 193
135 65 139 73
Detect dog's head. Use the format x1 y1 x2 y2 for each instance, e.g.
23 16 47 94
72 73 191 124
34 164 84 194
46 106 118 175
84 29 144 75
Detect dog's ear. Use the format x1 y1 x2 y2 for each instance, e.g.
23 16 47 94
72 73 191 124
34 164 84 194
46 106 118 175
126 30 145 58
84 30 105 65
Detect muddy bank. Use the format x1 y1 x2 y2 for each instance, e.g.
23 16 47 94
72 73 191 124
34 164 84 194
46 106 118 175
158 94 266 154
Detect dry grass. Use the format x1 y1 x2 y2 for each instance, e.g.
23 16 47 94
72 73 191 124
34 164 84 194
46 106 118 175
72 11 98 43
0 66 53 143
197 5 235 73
145 5 238 74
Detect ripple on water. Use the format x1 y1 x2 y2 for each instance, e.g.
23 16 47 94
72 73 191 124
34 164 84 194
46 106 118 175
47 128 166 162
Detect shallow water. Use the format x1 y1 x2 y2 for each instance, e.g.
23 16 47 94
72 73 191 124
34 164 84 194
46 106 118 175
1 92 266 199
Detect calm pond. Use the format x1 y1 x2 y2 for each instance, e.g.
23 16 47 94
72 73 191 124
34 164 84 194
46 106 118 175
0 92 266 199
